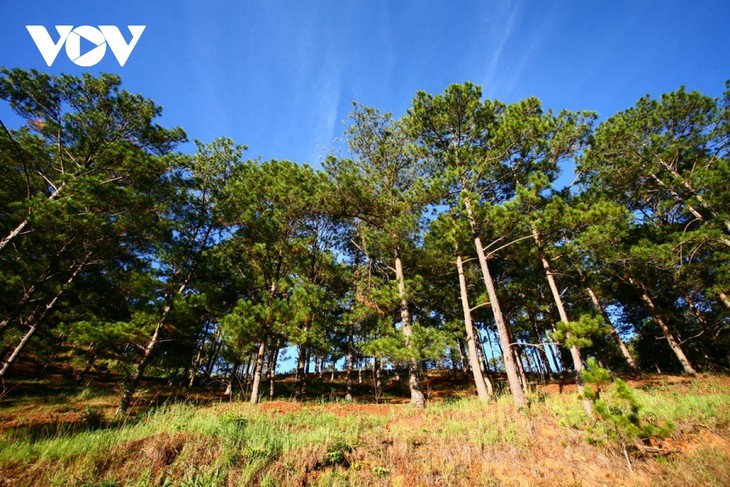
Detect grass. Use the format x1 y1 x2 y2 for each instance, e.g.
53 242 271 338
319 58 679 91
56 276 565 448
0 374 728 485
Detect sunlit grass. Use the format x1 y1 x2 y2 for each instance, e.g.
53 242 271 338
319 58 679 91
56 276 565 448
0 376 728 485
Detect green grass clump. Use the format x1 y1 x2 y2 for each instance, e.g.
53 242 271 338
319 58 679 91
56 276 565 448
1 375 728 485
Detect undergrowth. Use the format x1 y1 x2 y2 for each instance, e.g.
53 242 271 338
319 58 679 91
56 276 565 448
0 376 728 486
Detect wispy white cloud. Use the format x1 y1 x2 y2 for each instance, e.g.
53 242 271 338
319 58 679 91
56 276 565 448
502 4 559 99
481 0 519 96
309 54 342 166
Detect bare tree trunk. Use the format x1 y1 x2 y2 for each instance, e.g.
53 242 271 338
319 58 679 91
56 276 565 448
0 251 89 379
529 347 546 383
187 324 212 389
474 335 494 396
474 327 491 373
584 284 640 373
514 347 528 392
225 360 240 397
316 354 323 379
546 333 562 375
394 249 426 408
456 255 492 400
204 327 222 378
0 179 69 254
269 338 280 399
345 322 354 401
530 322 554 380
295 342 307 401
0 260 57 338
463 197 527 408
632 280 696 375
372 356 382 403
249 337 268 404
118 276 190 414
77 346 98 385
532 228 592 417
474 237 527 407
456 338 469 373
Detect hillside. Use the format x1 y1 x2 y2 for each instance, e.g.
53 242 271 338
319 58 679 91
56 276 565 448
1 372 728 486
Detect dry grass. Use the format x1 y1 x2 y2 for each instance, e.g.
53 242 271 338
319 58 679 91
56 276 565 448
0 374 728 486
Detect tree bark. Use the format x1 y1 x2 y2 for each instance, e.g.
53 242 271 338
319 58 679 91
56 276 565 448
0 251 89 379
268 338 280 399
225 360 240 397
295 342 307 401
0 260 57 338
633 279 696 375
118 274 192 414
372 356 382 402
530 321 554 380
187 324 211 389
249 337 268 404
394 249 426 408
456 255 492 400
456 338 469 373
204 327 222 378
531 227 592 417
474 237 527 407
345 322 355 401
584 284 640 373
474 326 492 376
463 196 527 408
514 347 528 392
0 182 67 255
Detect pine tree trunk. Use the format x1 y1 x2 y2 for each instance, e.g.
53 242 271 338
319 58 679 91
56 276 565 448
118 277 189 415
514 345 528 392
77 347 98 385
473 236 527 407
204 327 222 378
295 342 307 401
345 322 354 401
584 284 640 373
269 338 280 399
394 250 426 408
0 182 67 254
532 228 592 417
457 255 492 400
474 327 491 374
0 251 89 379
633 280 697 375
225 360 240 397
249 337 268 404
372 356 382 402
187 325 211 389
0 259 57 338
463 196 527 408
456 338 469 373
546 333 563 375
530 322 554 380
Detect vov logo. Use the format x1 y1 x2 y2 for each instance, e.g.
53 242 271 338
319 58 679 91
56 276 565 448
26 25 146 67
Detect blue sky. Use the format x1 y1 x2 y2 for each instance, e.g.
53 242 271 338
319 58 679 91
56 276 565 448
1 0 728 169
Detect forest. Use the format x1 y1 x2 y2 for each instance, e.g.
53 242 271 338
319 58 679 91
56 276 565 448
0 68 729 485
0 68 728 410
